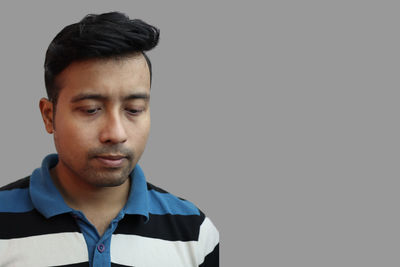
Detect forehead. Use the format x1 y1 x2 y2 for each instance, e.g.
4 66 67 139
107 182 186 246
56 55 151 101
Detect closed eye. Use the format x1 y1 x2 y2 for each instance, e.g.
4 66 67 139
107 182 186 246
82 108 101 115
126 108 144 116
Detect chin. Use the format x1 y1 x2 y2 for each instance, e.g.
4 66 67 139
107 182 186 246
85 168 131 188
91 176 129 188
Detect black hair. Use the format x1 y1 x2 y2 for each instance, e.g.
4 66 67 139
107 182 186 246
44 12 160 103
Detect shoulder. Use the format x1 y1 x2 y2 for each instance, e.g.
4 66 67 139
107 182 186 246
146 182 219 240
145 183 219 264
0 176 34 213
146 182 201 216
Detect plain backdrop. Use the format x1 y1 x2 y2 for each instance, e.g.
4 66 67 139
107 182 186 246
0 1 399 266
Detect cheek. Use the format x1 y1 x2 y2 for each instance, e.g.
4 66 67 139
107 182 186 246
142 117 151 138
54 120 92 149
130 120 150 147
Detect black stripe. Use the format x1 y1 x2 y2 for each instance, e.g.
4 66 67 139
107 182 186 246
146 182 169 193
111 263 133 267
146 182 190 201
0 176 30 191
55 263 89 267
199 243 219 267
0 210 80 239
114 213 204 241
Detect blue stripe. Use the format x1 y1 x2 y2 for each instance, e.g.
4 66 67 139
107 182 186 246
0 188 34 213
147 189 200 216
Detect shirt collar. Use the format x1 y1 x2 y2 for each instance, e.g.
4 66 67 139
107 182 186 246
124 164 149 220
30 154 72 218
30 154 150 220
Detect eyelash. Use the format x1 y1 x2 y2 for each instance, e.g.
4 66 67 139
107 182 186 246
84 108 101 115
81 108 144 116
126 108 144 116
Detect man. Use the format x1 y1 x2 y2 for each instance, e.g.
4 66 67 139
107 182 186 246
0 12 219 266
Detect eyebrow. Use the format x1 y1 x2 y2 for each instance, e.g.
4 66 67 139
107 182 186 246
123 93 150 101
70 93 150 103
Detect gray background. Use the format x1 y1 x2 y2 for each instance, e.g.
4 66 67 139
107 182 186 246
0 0 399 266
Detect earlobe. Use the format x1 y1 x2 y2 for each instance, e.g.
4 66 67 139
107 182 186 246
39 98 55 134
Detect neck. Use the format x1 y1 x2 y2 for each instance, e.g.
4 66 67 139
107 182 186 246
50 164 130 235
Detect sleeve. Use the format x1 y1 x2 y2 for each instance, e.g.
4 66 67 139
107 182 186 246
197 217 219 267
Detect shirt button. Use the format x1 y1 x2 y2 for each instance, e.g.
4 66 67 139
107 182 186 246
97 243 106 253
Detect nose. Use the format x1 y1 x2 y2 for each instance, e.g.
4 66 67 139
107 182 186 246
99 111 128 144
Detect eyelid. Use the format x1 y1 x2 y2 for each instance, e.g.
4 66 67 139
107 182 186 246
79 106 102 115
76 104 145 116
125 107 145 115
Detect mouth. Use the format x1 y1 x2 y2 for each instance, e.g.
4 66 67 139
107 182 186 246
94 154 128 167
96 154 127 160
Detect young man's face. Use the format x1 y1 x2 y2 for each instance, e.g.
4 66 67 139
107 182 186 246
41 55 151 188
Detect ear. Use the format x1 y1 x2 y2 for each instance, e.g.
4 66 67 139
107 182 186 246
39 98 55 133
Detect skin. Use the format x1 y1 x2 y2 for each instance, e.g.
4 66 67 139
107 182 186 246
39 54 151 235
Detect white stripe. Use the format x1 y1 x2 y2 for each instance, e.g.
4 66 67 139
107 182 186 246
111 234 198 267
197 217 219 265
0 232 88 266
111 217 219 267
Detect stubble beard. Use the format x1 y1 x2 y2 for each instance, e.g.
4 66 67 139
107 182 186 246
70 146 136 188
80 162 134 188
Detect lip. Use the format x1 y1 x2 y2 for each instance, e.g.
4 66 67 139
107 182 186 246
96 154 126 160
95 155 127 167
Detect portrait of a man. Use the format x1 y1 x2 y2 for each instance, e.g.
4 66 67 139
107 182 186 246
0 11 219 266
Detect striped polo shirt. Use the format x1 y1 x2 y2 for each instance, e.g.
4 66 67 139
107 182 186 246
0 154 219 266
